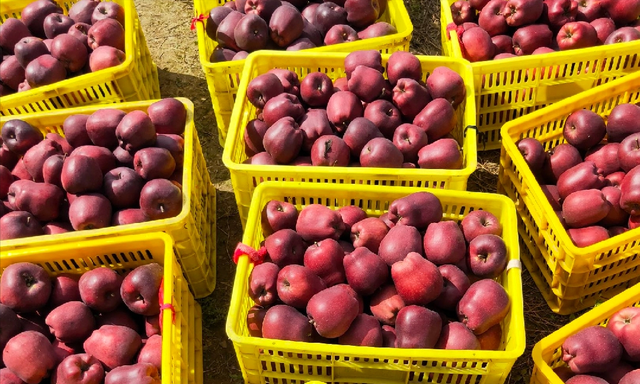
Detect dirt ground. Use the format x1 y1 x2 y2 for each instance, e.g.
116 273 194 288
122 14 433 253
132 0 581 382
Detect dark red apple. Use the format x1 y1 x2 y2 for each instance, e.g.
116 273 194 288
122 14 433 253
502 0 544 27
601 0 640 26
605 27 640 45
326 91 363 133
324 24 359 45
0 56 26 91
234 14 269 52
91 1 125 25
313 2 347 35
544 0 578 29
392 78 431 119
25 54 66 88
0 18 31 54
245 0 281 22
298 109 333 152
479 0 508 36
591 17 616 44
51 33 88 72
89 46 125 72
460 27 495 62
607 104 640 143
357 22 397 39
512 24 553 55
517 138 546 174
360 138 404 168
20 0 63 38
69 0 100 24
88 18 125 51
310 135 350 167
300 72 334 107
557 21 599 50
451 1 476 25
269 5 304 47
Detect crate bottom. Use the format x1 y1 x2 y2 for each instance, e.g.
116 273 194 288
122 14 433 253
498 179 640 314
520 238 639 315
498 171 640 293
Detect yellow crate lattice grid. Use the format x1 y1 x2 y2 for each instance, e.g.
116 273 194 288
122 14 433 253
227 181 525 384
439 0 640 151
0 232 203 384
530 283 640 384
223 51 478 228
0 0 160 116
193 0 413 145
0 99 217 299
498 71 640 315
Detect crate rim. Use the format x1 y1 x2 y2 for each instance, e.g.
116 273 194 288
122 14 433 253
0 0 139 105
226 181 526 361
499 70 640 253
0 232 184 384
221 50 479 179
0 98 197 248
440 0 640 69
193 0 414 73
531 282 640 383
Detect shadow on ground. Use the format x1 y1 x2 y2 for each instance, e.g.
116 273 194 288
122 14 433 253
156 68 231 185
155 67 243 382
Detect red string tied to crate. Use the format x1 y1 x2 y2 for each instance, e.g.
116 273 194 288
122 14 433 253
445 23 456 40
233 242 267 265
160 303 176 324
190 14 209 30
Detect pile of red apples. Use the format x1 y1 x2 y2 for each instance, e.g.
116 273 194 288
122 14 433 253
553 306 640 384
516 103 640 247
448 0 640 62
0 0 129 96
243 50 467 169
246 191 513 350
206 0 398 62
0 261 165 384
0 98 187 241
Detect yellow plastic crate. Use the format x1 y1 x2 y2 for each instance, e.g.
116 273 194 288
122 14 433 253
498 71 640 315
0 98 217 299
227 181 525 384
223 51 478 227
0 233 203 384
530 282 640 384
193 0 413 145
439 0 640 151
519 237 640 319
0 0 160 116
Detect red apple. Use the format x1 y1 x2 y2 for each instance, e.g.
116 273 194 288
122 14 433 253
607 307 640 361
557 21 599 50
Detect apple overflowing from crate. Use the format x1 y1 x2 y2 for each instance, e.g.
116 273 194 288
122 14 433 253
447 0 640 62
0 98 187 241
0 261 165 383
550 306 640 383
515 103 640 247
0 0 130 96
242 50 467 170
245 191 514 350
205 0 399 62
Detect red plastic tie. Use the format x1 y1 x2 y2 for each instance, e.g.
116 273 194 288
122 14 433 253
445 23 456 40
190 14 209 30
160 303 176 324
233 243 267 265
